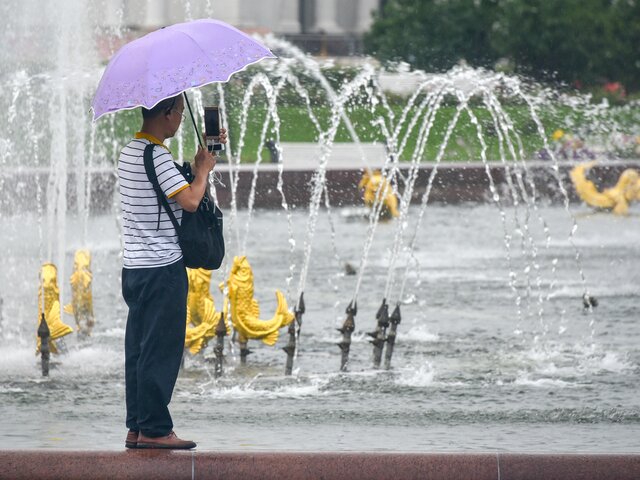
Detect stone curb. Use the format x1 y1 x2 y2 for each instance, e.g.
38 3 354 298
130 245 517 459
1 161 639 211
0 451 639 480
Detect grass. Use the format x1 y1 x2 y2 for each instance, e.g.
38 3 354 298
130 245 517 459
224 102 566 163
99 95 635 165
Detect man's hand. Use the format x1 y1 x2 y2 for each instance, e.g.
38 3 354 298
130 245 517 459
218 127 228 145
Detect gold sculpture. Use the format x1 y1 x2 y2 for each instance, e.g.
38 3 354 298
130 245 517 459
184 268 228 355
570 161 640 215
37 263 73 354
226 256 294 346
358 170 399 218
63 250 95 336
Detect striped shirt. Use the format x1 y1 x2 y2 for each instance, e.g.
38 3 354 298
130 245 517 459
118 136 189 269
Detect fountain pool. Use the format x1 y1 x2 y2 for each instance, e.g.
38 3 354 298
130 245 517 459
0 205 638 451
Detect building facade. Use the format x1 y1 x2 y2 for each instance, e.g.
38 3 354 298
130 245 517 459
105 0 383 55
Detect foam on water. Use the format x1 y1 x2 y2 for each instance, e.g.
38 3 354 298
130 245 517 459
582 351 635 374
395 362 436 387
62 345 122 374
0 346 40 377
549 284 640 299
0 386 25 394
511 343 635 378
93 327 126 339
398 324 440 342
0 345 121 380
513 373 574 388
181 376 334 400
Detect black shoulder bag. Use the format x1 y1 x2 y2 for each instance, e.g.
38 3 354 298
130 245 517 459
143 143 225 270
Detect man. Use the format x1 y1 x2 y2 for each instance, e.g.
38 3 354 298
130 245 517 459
118 94 226 449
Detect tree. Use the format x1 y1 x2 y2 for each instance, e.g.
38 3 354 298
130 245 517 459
364 0 640 91
492 0 640 90
363 0 501 72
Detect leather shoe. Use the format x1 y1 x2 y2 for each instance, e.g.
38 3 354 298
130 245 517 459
125 429 139 449
137 431 196 450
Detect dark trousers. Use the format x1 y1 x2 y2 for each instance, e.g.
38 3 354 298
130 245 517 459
122 260 187 437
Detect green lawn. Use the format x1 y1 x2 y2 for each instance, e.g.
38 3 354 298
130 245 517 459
224 103 565 163
100 98 632 164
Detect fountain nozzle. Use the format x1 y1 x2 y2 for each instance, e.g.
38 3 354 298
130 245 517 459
295 292 305 323
370 298 389 368
384 304 402 370
284 292 305 376
583 293 598 309
337 300 357 371
37 313 50 377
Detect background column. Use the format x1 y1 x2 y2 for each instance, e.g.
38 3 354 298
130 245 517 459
356 0 379 33
314 0 341 33
277 0 300 33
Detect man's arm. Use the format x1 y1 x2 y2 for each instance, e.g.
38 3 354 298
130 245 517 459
173 146 215 212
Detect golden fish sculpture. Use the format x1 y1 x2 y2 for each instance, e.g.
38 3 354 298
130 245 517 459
184 268 228 355
358 170 399 218
226 256 294 346
570 161 640 215
63 249 95 336
37 263 74 354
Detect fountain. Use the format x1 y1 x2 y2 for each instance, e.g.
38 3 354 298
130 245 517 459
0 0 639 454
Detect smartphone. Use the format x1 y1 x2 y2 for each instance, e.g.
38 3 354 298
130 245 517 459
204 106 224 152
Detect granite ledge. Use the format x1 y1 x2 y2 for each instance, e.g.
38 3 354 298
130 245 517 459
0 451 638 480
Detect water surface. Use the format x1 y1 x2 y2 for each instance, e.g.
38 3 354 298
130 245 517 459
0 205 638 451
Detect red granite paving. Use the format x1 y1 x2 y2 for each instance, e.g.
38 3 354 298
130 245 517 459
499 454 640 480
0 451 638 480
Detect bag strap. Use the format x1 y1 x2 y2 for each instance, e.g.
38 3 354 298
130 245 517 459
142 143 182 234
178 161 214 213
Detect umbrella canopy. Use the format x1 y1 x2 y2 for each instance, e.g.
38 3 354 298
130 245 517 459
92 19 276 121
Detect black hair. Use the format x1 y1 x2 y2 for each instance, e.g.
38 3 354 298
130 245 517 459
141 95 180 120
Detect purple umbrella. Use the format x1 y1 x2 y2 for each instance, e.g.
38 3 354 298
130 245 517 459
92 18 276 133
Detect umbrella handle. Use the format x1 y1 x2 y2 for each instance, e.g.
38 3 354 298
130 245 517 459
183 92 204 149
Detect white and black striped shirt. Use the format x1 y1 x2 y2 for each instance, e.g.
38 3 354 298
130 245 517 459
118 137 189 269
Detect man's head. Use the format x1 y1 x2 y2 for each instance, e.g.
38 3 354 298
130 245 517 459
141 94 184 139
